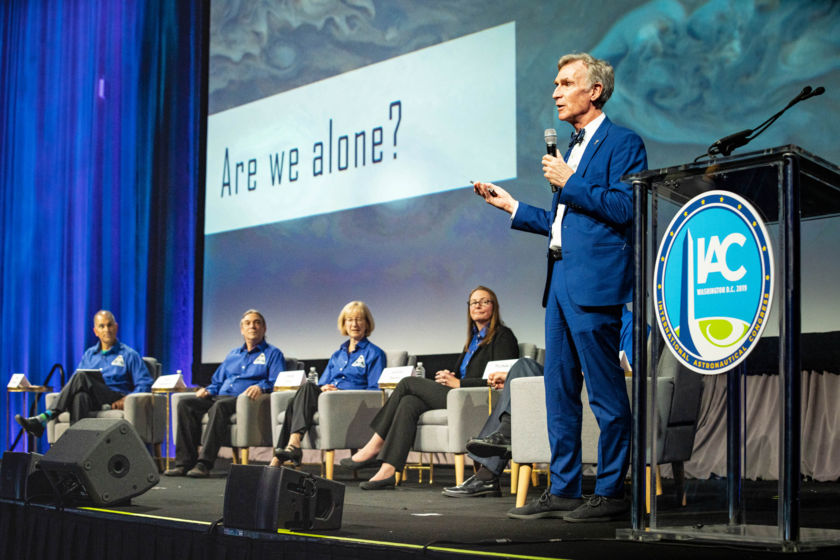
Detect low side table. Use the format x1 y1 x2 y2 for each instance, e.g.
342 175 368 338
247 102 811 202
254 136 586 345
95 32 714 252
152 387 190 471
6 385 51 452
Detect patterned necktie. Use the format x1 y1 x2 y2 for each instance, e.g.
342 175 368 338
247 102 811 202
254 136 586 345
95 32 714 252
568 128 585 148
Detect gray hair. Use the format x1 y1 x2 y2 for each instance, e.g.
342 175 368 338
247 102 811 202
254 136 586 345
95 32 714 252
241 309 266 327
557 52 614 109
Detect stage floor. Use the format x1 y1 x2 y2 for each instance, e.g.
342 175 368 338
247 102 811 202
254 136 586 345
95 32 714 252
65 460 840 560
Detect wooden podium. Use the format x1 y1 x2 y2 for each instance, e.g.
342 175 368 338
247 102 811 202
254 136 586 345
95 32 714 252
618 145 840 550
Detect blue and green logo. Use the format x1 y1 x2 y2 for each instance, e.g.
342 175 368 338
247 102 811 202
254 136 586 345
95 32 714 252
653 191 774 375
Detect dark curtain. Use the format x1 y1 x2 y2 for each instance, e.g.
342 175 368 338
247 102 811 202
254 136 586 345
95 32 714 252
0 0 204 451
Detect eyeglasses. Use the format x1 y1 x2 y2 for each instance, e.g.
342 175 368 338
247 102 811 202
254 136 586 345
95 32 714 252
468 299 493 308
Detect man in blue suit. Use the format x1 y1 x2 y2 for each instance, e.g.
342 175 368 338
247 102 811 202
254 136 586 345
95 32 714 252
474 52 646 522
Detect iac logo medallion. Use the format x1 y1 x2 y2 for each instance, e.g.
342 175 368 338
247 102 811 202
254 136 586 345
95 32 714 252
653 191 774 374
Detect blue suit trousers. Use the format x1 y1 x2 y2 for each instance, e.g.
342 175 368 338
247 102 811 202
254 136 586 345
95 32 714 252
545 259 631 499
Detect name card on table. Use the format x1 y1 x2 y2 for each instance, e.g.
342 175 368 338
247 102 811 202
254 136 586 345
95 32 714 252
482 359 518 379
152 373 187 391
378 366 415 388
7 373 31 389
274 370 306 391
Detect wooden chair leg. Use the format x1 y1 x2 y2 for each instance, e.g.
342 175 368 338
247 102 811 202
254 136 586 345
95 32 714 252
510 460 519 494
516 464 532 508
231 447 240 464
455 454 465 486
645 464 663 513
151 443 164 472
324 450 335 480
240 448 249 465
531 463 539 487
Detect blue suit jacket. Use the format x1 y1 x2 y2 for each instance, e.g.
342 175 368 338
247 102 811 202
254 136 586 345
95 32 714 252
511 115 647 308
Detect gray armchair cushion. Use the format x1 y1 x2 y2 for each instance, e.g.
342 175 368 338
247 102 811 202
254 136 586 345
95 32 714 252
270 388 383 451
385 350 409 367
413 387 497 454
317 390 382 449
511 376 634 465
518 343 538 361
230 392 273 447
171 391 273 449
510 377 550 464
45 391 166 445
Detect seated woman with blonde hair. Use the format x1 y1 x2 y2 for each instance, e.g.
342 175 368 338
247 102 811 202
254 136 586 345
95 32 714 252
270 301 386 466
339 285 519 489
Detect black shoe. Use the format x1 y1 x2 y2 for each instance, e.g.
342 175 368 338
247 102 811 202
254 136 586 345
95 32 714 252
15 414 45 438
562 494 630 523
273 445 302 466
466 431 511 459
186 462 210 478
163 465 188 477
442 474 501 498
339 456 382 470
507 490 584 519
359 475 396 490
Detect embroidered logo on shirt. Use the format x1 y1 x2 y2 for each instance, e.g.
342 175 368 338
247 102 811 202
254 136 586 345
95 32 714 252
351 355 366 368
254 353 266 365
111 355 126 367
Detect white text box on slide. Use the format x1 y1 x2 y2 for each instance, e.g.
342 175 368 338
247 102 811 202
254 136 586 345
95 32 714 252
205 22 516 235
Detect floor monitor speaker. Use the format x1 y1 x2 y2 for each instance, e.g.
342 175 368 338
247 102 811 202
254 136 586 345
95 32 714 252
224 464 344 531
0 451 51 501
38 418 159 506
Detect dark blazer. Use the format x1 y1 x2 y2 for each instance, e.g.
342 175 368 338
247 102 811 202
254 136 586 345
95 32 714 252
511 116 647 308
453 325 520 387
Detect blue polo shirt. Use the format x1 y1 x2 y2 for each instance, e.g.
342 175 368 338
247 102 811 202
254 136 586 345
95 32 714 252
459 326 487 378
207 340 285 396
77 340 154 394
318 338 385 391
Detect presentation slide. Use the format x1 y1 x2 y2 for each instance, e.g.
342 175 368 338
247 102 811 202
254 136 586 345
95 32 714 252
202 0 840 363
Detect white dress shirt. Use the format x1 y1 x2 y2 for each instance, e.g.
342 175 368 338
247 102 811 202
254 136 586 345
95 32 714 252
548 112 606 249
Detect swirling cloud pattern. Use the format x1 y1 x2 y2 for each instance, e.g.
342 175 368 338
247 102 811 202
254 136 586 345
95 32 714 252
592 0 840 144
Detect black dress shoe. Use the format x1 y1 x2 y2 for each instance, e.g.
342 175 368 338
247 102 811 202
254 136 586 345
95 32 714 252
273 445 302 466
465 431 511 458
339 456 382 470
442 474 501 498
186 462 210 478
359 475 396 490
15 414 45 438
163 465 188 477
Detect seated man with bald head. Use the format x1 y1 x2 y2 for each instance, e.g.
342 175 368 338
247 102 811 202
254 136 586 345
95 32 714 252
16 309 154 438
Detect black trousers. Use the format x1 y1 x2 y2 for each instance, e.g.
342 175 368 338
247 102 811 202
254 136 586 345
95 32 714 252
52 371 125 423
470 357 543 475
174 395 237 467
275 381 321 448
370 376 450 470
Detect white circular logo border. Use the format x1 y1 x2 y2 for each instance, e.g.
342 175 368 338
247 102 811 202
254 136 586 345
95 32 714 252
653 190 774 375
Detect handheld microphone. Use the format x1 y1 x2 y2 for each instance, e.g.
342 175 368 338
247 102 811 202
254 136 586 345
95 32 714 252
545 128 558 156
545 128 558 192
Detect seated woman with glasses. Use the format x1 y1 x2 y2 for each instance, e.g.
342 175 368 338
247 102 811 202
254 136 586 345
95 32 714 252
339 285 519 489
270 301 386 467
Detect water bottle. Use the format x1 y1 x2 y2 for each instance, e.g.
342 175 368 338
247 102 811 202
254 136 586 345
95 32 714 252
307 366 319 384
414 362 425 379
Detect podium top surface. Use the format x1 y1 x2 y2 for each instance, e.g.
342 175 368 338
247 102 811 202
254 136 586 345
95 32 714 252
624 145 840 220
